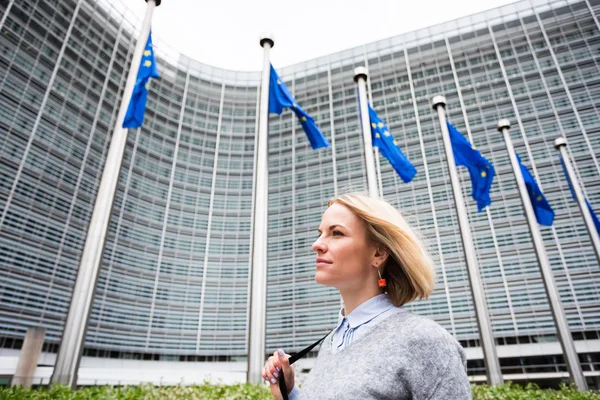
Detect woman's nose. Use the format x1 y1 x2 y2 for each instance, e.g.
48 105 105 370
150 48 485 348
312 237 326 253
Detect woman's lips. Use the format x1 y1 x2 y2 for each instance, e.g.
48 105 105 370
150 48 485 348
316 258 332 268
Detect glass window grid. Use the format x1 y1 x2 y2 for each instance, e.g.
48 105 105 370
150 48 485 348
1 0 599 364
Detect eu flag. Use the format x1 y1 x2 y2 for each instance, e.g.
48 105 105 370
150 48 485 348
517 153 554 226
586 199 600 236
368 105 416 183
123 32 160 129
447 121 495 212
269 64 329 150
560 157 600 235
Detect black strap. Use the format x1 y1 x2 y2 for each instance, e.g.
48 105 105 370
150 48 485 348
279 330 331 400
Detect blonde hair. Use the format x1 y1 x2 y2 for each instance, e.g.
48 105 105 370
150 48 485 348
328 193 435 306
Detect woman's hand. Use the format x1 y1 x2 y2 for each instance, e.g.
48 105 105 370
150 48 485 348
262 349 295 400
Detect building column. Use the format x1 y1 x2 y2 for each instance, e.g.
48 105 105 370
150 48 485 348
196 82 226 352
12 327 46 388
146 71 191 348
326 62 338 196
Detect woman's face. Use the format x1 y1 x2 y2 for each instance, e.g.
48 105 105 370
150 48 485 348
312 203 376 291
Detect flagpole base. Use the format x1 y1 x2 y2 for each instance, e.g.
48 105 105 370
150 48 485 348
259 34 274 48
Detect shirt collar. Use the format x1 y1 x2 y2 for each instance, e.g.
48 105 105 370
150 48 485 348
336 294 395 329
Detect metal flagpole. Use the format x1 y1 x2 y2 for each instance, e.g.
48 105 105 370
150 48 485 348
554 137 600 266
247 33 273 384
432 96 503 385
499 121 587 390
365 71 383 197
50 0 160 388
353 67 378 198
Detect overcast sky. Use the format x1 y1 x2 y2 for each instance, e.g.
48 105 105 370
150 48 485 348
122 0 518 72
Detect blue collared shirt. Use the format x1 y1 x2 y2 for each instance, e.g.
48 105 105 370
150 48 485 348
288 294 403 399
331 293 403 352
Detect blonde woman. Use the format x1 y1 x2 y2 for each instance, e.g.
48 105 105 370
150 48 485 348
262 193 471 400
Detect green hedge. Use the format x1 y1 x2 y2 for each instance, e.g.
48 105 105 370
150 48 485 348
471 382 600 399
0 382 598 399
0 383 271 400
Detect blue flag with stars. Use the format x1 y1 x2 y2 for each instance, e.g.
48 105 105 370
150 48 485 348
447 121 495 212
268 64 329 150
123 32 160 128
560 157 600 236
517 153 554 226
368 105 416 183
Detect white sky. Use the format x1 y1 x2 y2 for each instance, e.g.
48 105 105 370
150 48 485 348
124 0 518 72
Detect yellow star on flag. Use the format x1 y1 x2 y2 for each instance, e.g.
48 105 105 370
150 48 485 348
393 139 399 146
144 60 152 67
376 133 381 138
371 123 376 129
301 116 307 121
144 50 151 56
377 122 384 128
536 195 542 201
277 80 281 84
384 130 391 137
472 145 477 150
481 171 487 177
145 82 150 89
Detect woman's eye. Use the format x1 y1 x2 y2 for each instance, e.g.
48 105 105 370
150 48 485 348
332 230 343 236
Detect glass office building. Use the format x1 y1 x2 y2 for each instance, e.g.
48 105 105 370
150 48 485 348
1 0 599 385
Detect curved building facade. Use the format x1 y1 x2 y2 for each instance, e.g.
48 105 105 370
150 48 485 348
1 0 600 386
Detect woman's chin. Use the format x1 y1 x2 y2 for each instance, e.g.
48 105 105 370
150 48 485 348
314 272 334 286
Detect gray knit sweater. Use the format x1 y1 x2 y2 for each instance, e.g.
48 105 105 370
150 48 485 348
299 310 471 399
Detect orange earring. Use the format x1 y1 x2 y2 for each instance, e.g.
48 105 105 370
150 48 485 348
377 269 387 288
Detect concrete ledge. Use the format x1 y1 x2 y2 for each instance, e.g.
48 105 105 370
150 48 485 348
0 350 246 386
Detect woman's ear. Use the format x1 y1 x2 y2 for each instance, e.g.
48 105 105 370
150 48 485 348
372 247 389 268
